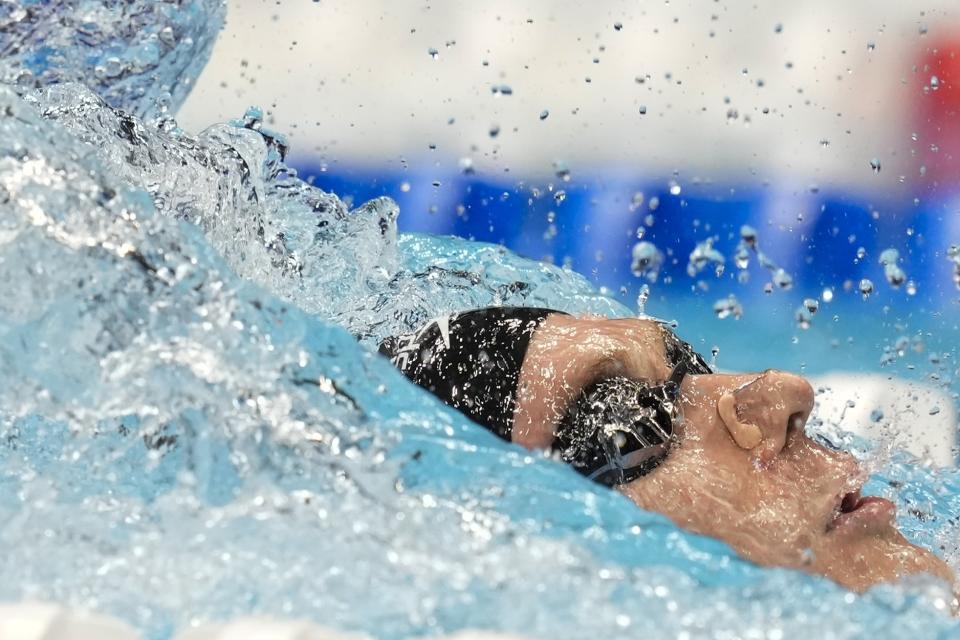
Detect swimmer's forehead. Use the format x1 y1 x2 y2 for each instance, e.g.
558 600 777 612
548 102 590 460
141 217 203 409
587 316 705 372
548 315 679 344
542 315 683 376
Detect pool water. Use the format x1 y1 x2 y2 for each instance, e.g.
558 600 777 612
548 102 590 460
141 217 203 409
1 2 959 639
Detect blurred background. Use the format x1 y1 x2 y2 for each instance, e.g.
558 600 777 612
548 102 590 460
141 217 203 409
178 0 960 380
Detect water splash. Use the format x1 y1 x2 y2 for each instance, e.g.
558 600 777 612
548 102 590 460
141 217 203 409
26 84 399 329
0 0 226 119
0 81 675 640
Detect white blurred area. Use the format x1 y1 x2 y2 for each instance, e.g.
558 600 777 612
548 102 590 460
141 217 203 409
179 0 960 191
812 375 957 467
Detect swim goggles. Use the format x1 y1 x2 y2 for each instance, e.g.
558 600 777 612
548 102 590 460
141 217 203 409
552 330 712 486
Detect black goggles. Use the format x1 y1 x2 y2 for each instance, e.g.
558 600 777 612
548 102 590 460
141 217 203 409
552 328 712 486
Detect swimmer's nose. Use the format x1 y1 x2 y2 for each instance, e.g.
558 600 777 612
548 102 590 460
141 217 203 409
716 370 814 462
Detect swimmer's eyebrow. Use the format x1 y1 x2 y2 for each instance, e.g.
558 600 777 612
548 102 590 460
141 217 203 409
625 319 676 379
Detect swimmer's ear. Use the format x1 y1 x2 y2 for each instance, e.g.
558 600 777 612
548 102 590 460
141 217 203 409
717 392 763 450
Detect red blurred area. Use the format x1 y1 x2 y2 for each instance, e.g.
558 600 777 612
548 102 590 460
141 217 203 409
917 33 960 192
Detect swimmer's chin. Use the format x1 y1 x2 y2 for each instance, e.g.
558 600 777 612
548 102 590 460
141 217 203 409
814 531 957 598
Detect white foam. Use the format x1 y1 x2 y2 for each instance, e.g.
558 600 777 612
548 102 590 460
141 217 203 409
0 602 139 640
0 605 542 640
175 622 534 640
175 618 371 640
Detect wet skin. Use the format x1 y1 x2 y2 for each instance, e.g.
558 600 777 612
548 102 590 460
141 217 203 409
512 314 955 593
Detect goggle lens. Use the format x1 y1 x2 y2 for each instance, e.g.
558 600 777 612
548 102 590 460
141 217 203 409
552 329 708 486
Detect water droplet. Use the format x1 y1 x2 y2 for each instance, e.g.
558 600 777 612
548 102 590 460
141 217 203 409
648 196 660 211
950 245 960 289
687 238 726 278
710 346 720 369
930 406 941 416
539 109 550 120
879 248 906 287
856 247 867 261
763 282 774 294
734 246 750 270
629 192 644 211
740 225 757 247
555 166 571 182
400 181 411 192
459 157 475 175
822 288 834 303
804 298 819 314
859 278 874 298
669 180 681 196
491 84 513 96
636 284 650 314
930 75 941 91
819 138 831 147
489 124 501 138
713 294 743 320
867 42 876 52
553 190 567 205
757 251 776 270
774 23 783 33
906 280 917 296
614 22 623 31
639 105 647 115
428 47 439 60
879 248 899 265
795 306 812 330
869 158 882 173
631 242 664 282
870 409 884 422
772 268 793 290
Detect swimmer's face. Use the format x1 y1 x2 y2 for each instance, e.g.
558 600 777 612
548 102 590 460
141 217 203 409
515 315 955 593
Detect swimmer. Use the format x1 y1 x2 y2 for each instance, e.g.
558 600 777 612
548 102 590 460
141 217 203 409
380 307 955 593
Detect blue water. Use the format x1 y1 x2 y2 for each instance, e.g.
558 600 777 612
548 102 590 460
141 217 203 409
1 3 959 639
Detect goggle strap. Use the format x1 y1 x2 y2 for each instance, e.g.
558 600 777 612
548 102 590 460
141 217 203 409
668 360 689 389
586 441 671 482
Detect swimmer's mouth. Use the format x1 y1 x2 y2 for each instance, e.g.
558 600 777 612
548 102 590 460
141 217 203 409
840 489 867 514
826 487 896 533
